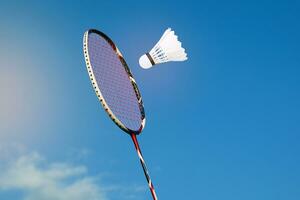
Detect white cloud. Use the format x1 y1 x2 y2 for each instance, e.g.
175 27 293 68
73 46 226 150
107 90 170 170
0 153 107 200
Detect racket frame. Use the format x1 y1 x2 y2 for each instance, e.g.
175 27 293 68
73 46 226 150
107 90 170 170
83 29 146 135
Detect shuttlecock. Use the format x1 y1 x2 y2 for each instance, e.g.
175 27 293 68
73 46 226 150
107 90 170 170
139 28 187 69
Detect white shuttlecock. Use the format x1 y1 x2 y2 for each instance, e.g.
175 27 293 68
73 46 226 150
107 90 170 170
139 28 187 69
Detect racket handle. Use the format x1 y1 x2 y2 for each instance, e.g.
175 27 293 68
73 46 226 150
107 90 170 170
130 133 158 200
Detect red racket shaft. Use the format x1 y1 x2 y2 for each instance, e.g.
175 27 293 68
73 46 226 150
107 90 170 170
130 133 158 200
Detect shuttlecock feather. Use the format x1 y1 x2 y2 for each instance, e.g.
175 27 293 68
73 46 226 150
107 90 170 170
139 28 187 69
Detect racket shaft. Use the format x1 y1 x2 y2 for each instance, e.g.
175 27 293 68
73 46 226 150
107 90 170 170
130 133 158 200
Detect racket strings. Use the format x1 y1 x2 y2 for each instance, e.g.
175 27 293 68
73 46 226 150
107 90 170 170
88 33 142 130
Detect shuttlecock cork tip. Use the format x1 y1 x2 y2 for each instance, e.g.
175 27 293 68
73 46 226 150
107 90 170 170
139 54 154 69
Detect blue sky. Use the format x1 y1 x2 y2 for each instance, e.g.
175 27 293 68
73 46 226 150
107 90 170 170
0 0 300 200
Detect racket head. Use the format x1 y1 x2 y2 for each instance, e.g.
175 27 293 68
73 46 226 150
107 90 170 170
83 29 145 135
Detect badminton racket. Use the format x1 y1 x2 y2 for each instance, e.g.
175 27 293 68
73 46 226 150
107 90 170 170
83 29 158 200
